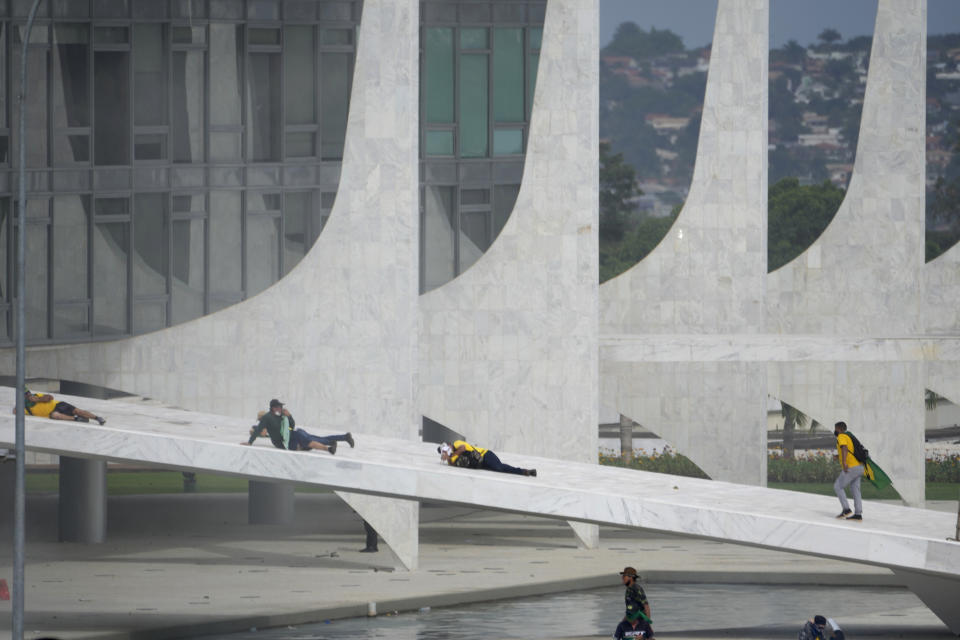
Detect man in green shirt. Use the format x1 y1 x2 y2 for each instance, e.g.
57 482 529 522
243 399 354 454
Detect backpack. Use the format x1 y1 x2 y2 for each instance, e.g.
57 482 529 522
845 431 869 464
453 448 484 469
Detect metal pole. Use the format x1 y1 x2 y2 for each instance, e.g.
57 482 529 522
14 2 44 638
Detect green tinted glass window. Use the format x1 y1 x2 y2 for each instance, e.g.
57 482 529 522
530 27 542 49
425 28 454 124
425 130 454 156
527 50 539 118
459 54 488 157
493 128 522 155
460 28 487 50
493 28 523 122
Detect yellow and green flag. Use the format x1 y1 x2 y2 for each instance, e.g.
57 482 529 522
864 459 892 490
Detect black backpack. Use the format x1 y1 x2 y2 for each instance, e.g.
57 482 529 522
453 449 483 469
845 431 870 464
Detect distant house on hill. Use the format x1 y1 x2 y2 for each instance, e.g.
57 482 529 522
645 114 690 132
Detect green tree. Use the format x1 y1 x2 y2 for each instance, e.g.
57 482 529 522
600 204 681 283
599 141 640 244
817 28 842 47
768 178 846 271
780 401 808 459
603 22 684 60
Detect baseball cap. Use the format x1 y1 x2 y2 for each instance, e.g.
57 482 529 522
269 399 284 408
620 566 638 577
814 615 826 626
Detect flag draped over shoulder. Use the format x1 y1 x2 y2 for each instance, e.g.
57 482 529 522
864 458 892 490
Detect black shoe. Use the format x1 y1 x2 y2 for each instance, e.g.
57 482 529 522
73 415 90 423
359 547 378 553
845 514 862 521
835 509 852 519
525 469 537 477
346 432 355 448
95 416 106 425
329 441 337 455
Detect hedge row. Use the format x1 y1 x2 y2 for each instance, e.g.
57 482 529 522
599 448 960 483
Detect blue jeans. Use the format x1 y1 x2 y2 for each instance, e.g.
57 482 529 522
480 451 526 475
288 429 350 451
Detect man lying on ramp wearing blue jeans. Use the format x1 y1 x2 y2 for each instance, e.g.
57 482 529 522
243 398 354 455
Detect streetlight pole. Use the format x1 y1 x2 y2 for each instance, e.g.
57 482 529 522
14 1 44 638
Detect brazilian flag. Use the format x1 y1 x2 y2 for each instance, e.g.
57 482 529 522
864 458 892 490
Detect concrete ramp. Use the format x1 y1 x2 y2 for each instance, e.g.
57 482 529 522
2 389 959 632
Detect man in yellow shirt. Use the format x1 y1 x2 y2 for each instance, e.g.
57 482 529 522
833 421 863 521
438 440 536 477
21 389 106 425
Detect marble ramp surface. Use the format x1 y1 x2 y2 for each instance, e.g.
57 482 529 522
1 388 958 580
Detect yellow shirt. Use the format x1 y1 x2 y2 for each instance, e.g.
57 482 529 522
25 397 58 418
450 440 488 464
836 433 861 468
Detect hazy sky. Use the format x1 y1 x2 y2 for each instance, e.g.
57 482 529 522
600 0 960 50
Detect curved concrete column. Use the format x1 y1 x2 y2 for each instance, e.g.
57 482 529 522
767 1 926 334
418 0 599 545
924 244 960 334
4 0 421 564
599 0 769 485
766 1 927 504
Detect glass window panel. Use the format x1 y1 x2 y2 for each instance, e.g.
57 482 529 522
248 0 279 20
172 0 206 18
284 26 315 125
245 215 280 296
461 188 489 205
460 28 487 50
492 3 524 22
135 133 167 160
22 221 48 340
321 29 353 45
134 24 165 126
173 193 205 214
210 132 242 161
460 3 490 23
54 0 90 17
285 0 316 21
94 51 131 165
55 134 90 164
424 28 453 124
249 28 281 46
320 192 336 209
0 137 9 164
283 192 310 275
493 128 523 155
95 197 129 217
93 222 129 335
210 0 244 19
423 3 456 22
320 52 351 160
285 132 315 158
134 301 166 334
53 304 89 337
171 218 205 324
249 53 282 161
318 2 352 21
210 25 243 127
493 183 519 236
493 28 523 122
248 191 281 212
529 4 546 22
459 54 488 157
94 26 129 44
527 50 539 118
530 27 542 50
27 198 49 219
459 210 490 273
93 0 128 17
14 23 49 44
209 191 242 294
172 49 205 162
52 25 90 137
172 26 205 44
53 195 89 299
421 186 455 293
0 25 6 129
425 130 453 156
132 0 167 19
133 193 168 297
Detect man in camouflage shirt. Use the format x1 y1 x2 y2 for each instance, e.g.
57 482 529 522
620 567 652 628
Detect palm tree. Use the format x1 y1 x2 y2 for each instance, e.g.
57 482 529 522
926 389 942 411
780 401 808 459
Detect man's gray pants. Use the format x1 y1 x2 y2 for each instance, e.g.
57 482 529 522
834 464 865 515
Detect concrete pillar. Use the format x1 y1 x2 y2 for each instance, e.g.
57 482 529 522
248 481 294 524
58 457 106 543
619 414 633 462
892 568 960 635
0 458 14 515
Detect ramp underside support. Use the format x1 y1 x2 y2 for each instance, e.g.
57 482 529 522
892 567 960 635
337 492 420 571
